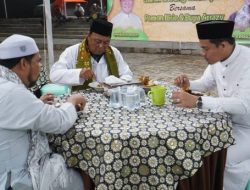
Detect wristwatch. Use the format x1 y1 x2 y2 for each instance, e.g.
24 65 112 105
196 96 202 109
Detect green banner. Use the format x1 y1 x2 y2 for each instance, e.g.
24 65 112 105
108 0 250 43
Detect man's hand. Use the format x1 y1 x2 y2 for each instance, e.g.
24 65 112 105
67 94 86 111
174 74 190 91
80 68 96 81
172 90 198 108
40 93 54 104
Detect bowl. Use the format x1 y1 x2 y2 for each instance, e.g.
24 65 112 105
41 83 70 96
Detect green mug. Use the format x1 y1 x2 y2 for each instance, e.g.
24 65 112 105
147 85 166 106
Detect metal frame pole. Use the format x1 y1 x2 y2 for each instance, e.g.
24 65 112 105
44 0 54 68
3 0 8 18
100 0 103 13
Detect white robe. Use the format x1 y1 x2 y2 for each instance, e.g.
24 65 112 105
190 44 250 190
111 11 143 30
50 44 133 87
0 66 84 190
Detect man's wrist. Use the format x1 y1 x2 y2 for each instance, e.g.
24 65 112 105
196 96 203 109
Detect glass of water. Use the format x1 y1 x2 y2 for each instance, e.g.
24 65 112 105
120 86 128 108
124 86 140 111
109 87 121 108
136 87 146 106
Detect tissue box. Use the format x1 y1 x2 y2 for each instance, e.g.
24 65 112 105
41 83 70 96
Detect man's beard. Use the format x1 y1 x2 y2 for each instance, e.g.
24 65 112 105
27 69 39 88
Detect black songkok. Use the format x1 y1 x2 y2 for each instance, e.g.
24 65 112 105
90 19 113 37
196 20 235 39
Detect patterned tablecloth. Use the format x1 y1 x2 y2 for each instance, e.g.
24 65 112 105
48 86 234 190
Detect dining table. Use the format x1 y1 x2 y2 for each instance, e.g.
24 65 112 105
48 84 234 190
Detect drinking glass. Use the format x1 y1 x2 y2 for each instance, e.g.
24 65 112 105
124 92 140 111
120 86 128 108
109 87 121 108
137 87 146 106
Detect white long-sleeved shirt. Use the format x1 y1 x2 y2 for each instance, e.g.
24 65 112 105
190 44 250 125
0 77 78 189
111 11 143 30
50 44 133 86
190 44 250 190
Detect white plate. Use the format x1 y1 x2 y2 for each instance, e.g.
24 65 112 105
88 81 104 92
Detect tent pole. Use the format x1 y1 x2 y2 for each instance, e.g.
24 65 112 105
100 0 103 13
3 0 8 18
44 0 54 68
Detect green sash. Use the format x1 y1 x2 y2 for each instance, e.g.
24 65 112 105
72 39 119 91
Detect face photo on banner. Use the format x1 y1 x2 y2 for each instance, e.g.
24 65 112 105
111 0 143 30
108 0 148 40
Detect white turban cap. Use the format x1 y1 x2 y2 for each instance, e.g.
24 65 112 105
0 34 39 59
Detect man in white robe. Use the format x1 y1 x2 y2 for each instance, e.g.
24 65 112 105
172 20 250 190
50 19 133 89
0 34 86 190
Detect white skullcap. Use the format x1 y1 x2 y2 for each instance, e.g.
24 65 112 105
0 34 39 59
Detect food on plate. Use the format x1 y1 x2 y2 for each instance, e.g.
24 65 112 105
188 91 204 96
138 75 155 87
183 88 203 96
96 83 103 88
88 81 105 92
138 75 149 85
146 80 155 87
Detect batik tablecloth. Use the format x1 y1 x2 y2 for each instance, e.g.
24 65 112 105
48 87 234 190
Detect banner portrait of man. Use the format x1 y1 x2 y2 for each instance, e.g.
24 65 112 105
108 0 148 40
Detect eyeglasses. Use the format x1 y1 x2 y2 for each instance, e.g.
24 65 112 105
92 38 110 47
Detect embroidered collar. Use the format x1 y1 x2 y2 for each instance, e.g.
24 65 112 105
0 65 24 86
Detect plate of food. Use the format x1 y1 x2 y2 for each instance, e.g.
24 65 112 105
88 81 105 92
182 87 204 96
185 89 204 96
138 75 156 92
138 75 156 86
